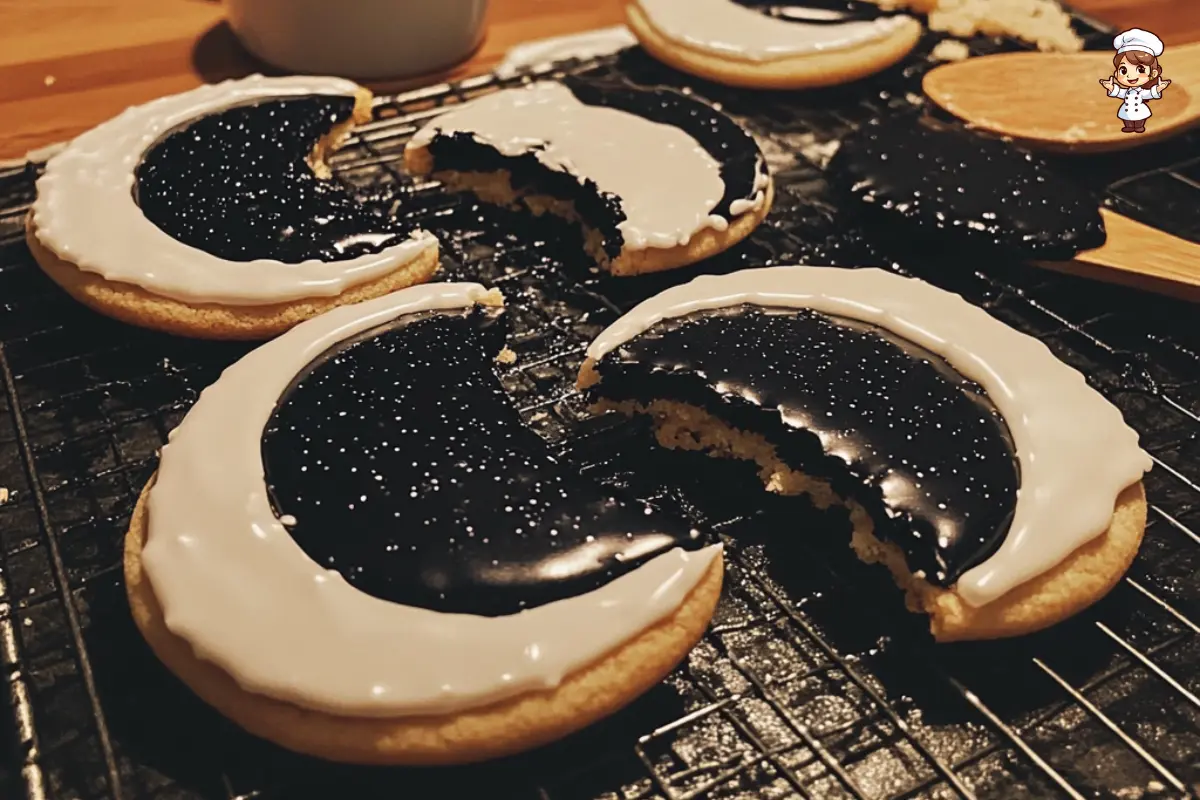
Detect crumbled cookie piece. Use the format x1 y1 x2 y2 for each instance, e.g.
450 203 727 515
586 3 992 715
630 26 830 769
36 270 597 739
871 0 1084 53
930 39 971 61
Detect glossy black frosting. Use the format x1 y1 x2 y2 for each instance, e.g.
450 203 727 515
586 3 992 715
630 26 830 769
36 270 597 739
734 0 891 23
589 305 1020 586
261 306 708 616
135 95 418 263
827 115 1106 261
421 77 766 260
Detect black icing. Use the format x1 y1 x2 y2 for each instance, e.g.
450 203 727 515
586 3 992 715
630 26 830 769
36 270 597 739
827 114 1107 261
135 95 418 263
422 78 766 261
588 305 1020 586
733 0 891 23
261 306 708 616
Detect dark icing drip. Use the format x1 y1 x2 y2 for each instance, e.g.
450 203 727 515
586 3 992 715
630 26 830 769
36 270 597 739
827 114 1106 261
423 79 765 261
261 307 708 616
589 306 1020 585
733 0 890 24
135 96 417 263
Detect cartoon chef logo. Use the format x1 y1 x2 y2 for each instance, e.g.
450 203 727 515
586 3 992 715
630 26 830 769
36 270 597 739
1100 28 1171 134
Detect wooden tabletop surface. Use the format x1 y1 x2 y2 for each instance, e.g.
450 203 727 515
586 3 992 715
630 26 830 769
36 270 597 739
0 0 1195 159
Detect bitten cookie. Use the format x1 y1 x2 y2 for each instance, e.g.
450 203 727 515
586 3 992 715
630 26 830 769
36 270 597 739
28 75 440 340
578 265 1152 642
626 0 924 90
126 282 722 764
403 78 773 276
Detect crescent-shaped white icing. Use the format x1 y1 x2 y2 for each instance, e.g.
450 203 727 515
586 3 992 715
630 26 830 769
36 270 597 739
142 281 721 717
586 266 1152 607
636 0 917 62
406 81 768 251
32 74 437 306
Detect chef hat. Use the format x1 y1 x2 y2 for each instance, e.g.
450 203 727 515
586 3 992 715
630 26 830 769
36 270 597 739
1114 28 1164 57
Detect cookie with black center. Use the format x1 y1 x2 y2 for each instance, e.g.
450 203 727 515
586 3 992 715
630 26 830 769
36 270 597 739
626 0 923 90
125 282 721 764
403 78 773 276
578 266 1151 641
28 75 440 340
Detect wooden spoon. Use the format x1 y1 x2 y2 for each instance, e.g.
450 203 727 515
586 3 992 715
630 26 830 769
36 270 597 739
1039 208 1200 301
922 44 1200 154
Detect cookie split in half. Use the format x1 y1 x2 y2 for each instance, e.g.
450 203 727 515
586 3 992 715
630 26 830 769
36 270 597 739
404 78 773 276
579 265 1151 642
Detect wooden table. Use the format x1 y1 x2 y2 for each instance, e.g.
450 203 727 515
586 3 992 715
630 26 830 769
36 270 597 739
0 0 1195 159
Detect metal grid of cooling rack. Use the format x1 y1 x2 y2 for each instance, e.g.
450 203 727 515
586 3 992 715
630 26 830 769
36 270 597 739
1 9 1200 800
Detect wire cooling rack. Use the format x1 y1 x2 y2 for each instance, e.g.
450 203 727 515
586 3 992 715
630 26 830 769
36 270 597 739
2 9 1200 800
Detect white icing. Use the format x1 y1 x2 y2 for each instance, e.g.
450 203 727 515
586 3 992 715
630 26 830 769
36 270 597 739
636 0 916 62
496 25 638 76
143 281 721 717
407 82 766 252
587 266 1152 607
32 74 437 306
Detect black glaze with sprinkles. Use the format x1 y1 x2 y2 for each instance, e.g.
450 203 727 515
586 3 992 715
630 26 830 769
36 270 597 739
135 96 418 263
733 0 891 24
589 306 1020 586
827 115 1107 261
261 306 708 616
422 78 765 261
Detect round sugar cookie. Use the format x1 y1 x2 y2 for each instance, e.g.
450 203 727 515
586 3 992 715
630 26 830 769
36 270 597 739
28 75 440 340
626 0 924 90
125 282 724 764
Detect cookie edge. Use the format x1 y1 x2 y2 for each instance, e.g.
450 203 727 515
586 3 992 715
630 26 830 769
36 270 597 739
124 477 723 765
626 3 924 90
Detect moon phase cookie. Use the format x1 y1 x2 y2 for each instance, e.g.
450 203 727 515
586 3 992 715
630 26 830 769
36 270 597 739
578 266 1151 642
28 75 440 340
125 282 722 765
626 0 924 90
403 79 773 276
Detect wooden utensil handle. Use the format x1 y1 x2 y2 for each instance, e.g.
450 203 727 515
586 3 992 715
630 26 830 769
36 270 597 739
1036 208 1200 302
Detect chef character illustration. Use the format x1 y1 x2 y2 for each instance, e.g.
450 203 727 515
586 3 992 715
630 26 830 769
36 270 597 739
1100 28 1170 134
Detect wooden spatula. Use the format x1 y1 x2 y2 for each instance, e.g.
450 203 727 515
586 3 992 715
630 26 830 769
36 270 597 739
1040 208 1200 301
922 44 1200 154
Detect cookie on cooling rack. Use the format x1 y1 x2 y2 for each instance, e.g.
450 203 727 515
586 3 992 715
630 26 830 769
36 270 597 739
125 282 722 765
578 266 1152 642
403 78 773 277
28 75 439 341
625 0 923 90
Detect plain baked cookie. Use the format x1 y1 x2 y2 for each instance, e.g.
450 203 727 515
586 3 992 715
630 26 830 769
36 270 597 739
28 75 440 340
404 79 773 276
125 480 723 765
577 265 1153 641
626 0 924 90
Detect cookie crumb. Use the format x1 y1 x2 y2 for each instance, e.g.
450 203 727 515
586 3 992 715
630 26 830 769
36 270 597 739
870 0 1084 53
44 75 56 87
495 347 518 365
930 39 971 62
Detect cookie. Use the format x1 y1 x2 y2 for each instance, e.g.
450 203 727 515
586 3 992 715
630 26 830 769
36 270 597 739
578 266 1151 641
626 0 924 90
126 282 722 764
827 113 1106 261
403 79 773 276
28 75 440 340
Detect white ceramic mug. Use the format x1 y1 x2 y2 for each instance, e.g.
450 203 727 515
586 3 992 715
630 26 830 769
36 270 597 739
226 0 489 80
